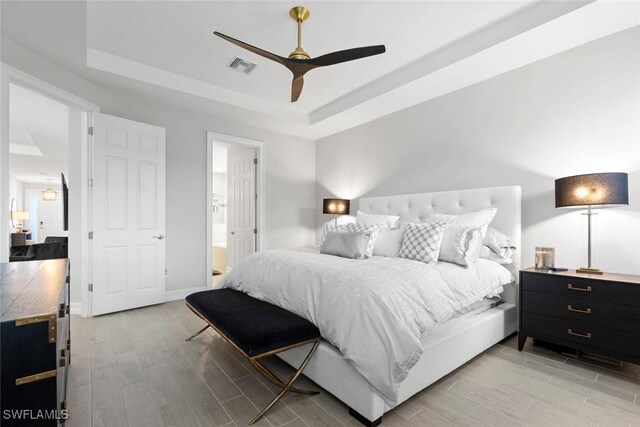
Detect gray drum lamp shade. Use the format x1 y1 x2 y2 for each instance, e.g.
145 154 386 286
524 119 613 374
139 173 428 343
555 173 629 208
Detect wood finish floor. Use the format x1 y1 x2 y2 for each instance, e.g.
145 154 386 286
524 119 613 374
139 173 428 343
66 301 640 427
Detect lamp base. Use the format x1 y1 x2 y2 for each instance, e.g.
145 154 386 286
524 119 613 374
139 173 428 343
576 267 603 275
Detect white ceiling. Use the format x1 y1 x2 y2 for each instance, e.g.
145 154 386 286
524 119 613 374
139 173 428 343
9 84 69 184
86 1 531 112
2 1 639 140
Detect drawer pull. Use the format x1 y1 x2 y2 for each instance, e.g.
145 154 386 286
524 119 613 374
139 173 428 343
567 328 592 339
567 305 592 314
567 284 592 292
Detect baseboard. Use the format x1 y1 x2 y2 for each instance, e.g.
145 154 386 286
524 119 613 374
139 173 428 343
69 302 82 315
165 286 207 302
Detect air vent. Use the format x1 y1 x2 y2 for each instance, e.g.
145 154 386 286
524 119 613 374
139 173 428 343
227 57 257 74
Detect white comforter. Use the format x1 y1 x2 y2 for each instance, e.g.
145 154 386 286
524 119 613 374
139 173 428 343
218 248 513 405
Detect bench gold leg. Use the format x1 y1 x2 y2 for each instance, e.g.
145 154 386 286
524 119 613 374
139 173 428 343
249 339 320 425
185 325 210 341
250 358 319 395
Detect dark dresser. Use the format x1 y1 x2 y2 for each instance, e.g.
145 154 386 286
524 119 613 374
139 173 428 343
519 267 640 364
0 259 70 425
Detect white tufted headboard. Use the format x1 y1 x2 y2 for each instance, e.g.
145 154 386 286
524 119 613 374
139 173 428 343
358 186 521 302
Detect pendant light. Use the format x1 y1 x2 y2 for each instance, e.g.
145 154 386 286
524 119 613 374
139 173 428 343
42 179 57 201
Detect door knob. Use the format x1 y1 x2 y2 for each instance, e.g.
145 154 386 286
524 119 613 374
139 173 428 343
152 235 165 240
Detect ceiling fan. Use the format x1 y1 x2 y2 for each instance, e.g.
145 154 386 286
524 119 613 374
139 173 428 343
214 6 386 103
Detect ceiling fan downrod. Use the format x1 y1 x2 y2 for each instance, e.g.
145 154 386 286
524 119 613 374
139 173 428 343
288 6 310 60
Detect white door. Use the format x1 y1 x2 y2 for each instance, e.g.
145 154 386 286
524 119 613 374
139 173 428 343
38 192 65 242
227 148 256 270
24 187 65 243
92 113 166 315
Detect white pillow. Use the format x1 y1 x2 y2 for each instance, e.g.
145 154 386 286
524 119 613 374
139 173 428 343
438 225 484 266
479 246 513 265
398 222 447 264
356 210 400 229
483 227 516 259
373 227 405 257
320 231 372 259
428 208 497 237
321 222 380 258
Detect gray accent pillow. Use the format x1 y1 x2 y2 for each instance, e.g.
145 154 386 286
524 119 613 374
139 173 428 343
321 223 380 258
320 231 372 259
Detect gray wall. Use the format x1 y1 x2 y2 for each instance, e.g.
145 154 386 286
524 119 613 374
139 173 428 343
2 38 316 302
316 27 640 275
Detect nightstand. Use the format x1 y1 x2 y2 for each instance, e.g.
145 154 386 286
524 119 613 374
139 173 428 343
519 268 640 364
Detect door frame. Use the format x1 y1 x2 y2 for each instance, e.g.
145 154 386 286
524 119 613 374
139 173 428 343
206 131 264 288
1 64 99 316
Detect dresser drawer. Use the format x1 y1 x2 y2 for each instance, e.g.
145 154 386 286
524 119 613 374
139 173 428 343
521 312 640 358
521 273 640 305
522 290 640 334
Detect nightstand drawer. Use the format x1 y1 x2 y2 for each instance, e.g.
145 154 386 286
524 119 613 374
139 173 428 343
521 273 640 305
521 312 640 358
522 290 640 334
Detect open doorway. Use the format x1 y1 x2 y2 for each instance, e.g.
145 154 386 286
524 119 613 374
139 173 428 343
206 132 264 288
8 84 69 255
2 66 98 316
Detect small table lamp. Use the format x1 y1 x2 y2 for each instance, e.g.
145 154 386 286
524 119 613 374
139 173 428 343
323 198 350 226
555 172 629 275
13 211 30 233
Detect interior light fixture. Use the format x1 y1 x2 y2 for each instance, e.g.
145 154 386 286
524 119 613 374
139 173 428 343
323 198 350 225
555 172 629 274
42 179 57 201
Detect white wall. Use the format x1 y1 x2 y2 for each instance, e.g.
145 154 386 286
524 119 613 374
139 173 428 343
316 27 640 275
2 38 316 303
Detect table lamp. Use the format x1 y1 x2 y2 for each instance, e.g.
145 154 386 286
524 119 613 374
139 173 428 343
555 172 629 275
323 198 350 226
13 211 30 233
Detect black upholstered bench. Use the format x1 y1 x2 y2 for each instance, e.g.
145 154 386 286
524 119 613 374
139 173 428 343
185 289 321 424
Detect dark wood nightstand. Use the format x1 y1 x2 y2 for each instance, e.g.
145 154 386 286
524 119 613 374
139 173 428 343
519 267 640 364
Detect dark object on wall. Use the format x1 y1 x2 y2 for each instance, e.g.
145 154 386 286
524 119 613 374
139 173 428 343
554 172 629 274
9 237 68 262
61 173 69 231
0 259 70 426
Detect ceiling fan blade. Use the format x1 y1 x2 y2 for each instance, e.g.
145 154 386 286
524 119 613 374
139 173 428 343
291 75 304 102
308 45 386 67
214 31 287 66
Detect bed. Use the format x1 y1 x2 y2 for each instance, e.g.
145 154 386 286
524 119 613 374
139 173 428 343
222 186 521 425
